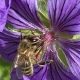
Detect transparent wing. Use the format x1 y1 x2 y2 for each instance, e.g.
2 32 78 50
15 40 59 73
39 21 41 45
16 67 23 79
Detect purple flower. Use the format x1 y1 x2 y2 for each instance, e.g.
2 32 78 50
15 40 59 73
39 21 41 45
0 0 11 32
0 0 80 80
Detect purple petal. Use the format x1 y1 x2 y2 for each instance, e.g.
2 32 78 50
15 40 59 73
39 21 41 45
48 0 80 34
0 0 11 32
47 57 78 80
8 0 44 31
59 39 80 79
46 50 78 80
0 29 20 62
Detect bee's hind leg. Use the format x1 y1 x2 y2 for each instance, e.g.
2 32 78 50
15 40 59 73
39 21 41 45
38 60 54 67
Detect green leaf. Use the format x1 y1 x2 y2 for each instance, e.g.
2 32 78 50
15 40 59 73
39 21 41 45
38 11 50 28
56 44 68 67
38 0 47 16
38 0 50 28
73 35 80 39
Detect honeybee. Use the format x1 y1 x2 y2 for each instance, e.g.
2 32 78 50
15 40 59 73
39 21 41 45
13 35 43 78
13 35 53 79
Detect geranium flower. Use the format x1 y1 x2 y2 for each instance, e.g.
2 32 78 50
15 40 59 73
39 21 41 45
0 0 11 31
0 0 80 80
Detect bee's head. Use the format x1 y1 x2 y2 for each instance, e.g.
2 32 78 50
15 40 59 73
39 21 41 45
22 35 41 44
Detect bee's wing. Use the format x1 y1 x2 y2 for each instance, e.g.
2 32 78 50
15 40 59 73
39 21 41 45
10 66 23 79
16 67 23 79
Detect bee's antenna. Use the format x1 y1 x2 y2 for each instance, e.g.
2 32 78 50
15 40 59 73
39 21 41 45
31 30 35 35
20 29 24 40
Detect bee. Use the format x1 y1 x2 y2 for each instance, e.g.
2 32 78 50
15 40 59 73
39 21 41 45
13 34 53 79
13 35 43 78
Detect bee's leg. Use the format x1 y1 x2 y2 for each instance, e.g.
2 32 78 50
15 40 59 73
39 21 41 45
38 60 54 67
30 52 41 65
31 30 35 35
34 45 43 60
38 61 46 67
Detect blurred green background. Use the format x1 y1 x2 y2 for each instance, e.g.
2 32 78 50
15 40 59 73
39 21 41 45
0 58 11 80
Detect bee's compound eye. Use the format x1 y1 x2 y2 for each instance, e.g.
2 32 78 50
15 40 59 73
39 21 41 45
28 37 39 42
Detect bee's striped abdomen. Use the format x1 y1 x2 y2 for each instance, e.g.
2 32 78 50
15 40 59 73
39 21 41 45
20 57 34 76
